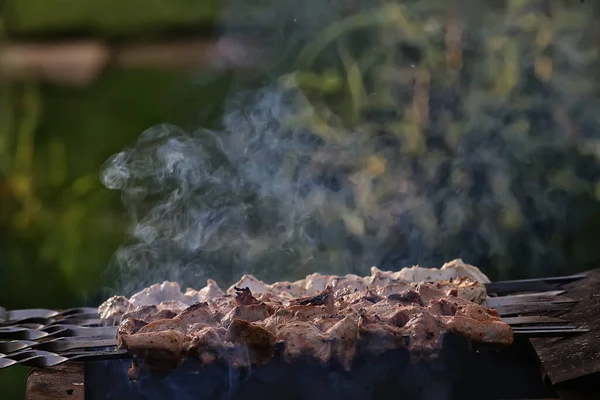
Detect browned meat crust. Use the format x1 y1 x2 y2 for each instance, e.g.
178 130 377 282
100 259 488 322
116 276 512 379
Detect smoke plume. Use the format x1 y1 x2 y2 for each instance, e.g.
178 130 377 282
101 0 600 294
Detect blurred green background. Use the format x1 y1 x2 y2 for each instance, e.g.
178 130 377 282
0 1 232 397
1 0 599 398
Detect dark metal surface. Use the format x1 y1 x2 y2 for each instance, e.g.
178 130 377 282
502 316 568 325
0 337 117 354
493 300 579 316
0 308 98 326
1 328 588 370
84 335 558 400
1 349 129 369
484 274 587 295
484 291 566 307
0 324 116 340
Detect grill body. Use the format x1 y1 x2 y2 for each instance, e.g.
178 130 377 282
85 335 556 400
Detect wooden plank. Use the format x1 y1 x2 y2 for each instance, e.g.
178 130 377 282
530 268 600 385
25 362 84 400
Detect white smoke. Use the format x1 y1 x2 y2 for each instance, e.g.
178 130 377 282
101 0 600 294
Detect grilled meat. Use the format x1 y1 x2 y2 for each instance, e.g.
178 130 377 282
105 261 512 378
185 325 227 364
226 319 276 364
277 321 332 364
325 313 360 370
196 279 225 302
129 281 193 309
121 305 158 322
403 311 446 361
99 295 129 323
100 259 487 321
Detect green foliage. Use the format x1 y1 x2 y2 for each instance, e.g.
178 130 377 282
3 0 222 36
0 69 232 309
0 68 232 394
266 0 600 280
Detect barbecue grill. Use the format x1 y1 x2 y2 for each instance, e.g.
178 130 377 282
3 269 600 400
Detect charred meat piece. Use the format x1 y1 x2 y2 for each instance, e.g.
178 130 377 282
176 302 219 328
121 305 159 322
414 283 445 303
358 315 407 355
119 329 185 372
118 318 148 336
387 289 423 305
225 319 276 364
375 283 412 298
121 305 178 323
455 302 501 321
221 303 272 328
313 315 344 332
146 309 178 322
209 296 236 321
136 318 184 334
341 298 383 316
276 321 332 364
363 300 421 327
219 287 275 327
234 286 263 306
185 325 227 365
443 302 513 345
117 318 148 348
256 292 288 316
403 311 445 362
285 304 330 320
414 279 487 304
426 298 460 316
259 309 305 335
445 316 513 345
325 313 359 370
335 288 380 311
227 275 271 296
289 286 335 313
99 295 130 323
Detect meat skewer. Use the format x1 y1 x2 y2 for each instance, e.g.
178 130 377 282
78 261 589 377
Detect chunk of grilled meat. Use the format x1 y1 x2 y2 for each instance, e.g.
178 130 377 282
99 295 130 323
101 259 488 325
277 321 332 364
226 319 276 364
325 313 359 370
111 263 512 378
185 324 227 365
